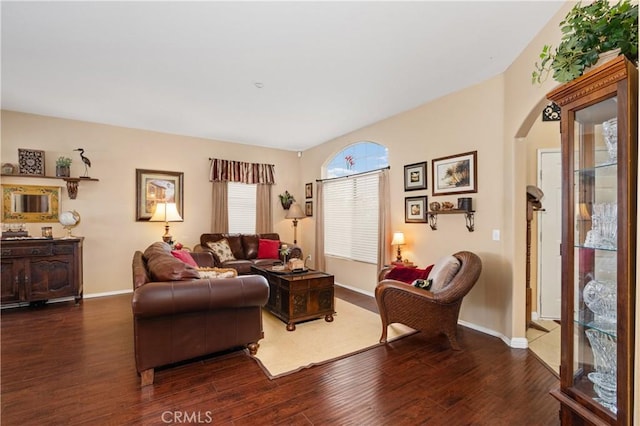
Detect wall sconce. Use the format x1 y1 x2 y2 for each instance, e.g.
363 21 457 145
150 202 183 245
391 232 405 262
285 203 306 244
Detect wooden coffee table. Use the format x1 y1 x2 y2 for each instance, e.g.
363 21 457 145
251 265 334 331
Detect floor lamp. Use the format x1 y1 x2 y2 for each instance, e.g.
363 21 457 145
285 203 306 244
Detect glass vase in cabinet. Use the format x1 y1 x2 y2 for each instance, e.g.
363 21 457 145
547 56 637 425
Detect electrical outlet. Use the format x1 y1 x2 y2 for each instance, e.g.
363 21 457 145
492 229 500 241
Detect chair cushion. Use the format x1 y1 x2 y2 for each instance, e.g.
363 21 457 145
206 239 236 263
257 238 280 259
386 265 433 284
428 255 461 291
171 250 198 267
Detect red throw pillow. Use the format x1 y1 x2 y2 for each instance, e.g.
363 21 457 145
257 238 280 259
171 250 198 267
385 265 434 284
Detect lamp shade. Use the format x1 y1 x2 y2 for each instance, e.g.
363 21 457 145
150 202 182 222
285 203 306 219
391 232 405 246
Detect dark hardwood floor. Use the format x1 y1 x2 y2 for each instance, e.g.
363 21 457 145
1 288 560 425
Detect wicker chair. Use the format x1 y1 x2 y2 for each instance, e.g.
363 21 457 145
375 251 482 350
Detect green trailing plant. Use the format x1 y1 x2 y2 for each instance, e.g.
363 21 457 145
56 156 72 167
278 190 295 209
532 0 638 84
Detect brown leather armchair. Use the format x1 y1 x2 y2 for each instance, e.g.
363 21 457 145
131 243 269 386
375 251 482 350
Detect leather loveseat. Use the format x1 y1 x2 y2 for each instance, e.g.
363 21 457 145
131 242 269 386
194 233 302 275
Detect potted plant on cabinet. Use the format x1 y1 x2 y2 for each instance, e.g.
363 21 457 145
56 156 72 177
532 0 638 84
278 190 295 210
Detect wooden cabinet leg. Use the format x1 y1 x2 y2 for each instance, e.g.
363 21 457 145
247 342 259 356
140 369 154 387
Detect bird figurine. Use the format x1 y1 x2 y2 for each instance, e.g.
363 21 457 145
74 148 91 178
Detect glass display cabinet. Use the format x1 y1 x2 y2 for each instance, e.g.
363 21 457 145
547 56 637 425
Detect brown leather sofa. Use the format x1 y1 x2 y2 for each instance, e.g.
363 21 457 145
131 242 269 386
194 233 302 275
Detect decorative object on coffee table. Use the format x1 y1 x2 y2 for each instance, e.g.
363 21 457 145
18 149 45 176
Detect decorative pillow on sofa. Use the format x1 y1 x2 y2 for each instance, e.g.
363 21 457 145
143 242 201 282
197 267 238 279
257 238 280 259
386 265 433 284
206 239 236 263
428 255 461 291
171 250 198 267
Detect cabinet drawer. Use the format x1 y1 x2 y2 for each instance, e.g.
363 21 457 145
1 245 53 257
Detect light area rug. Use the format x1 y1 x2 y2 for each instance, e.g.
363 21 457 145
250 298 415 379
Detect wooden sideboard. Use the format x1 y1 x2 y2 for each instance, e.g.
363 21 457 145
1 238 83 307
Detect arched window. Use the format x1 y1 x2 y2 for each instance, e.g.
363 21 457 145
322 142 388 264
325 142 388 178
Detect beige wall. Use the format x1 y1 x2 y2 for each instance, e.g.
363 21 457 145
1 111 299 295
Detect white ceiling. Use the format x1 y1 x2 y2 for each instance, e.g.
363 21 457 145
1 1 564 152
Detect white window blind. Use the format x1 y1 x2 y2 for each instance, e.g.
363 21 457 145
324 173 379 264
228 182 256 234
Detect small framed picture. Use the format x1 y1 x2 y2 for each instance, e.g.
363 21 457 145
404 162 427 191
405 196 428 223
18 149 45 176
432 151 478 196
305 201 313 217
305 182 313 199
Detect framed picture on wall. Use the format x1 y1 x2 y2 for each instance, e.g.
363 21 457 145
305 201 313 217
136 169 184 221
404 162 427 191
305 182 313 199
405 196 427 223
432 151 477 196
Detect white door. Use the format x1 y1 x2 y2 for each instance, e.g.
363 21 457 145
538 149 562 320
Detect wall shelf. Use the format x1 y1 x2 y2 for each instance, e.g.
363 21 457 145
1 174 99 199
427 209 475 232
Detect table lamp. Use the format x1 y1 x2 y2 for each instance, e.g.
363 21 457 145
150 202 182 244
391 232 405 262
285 203 306 244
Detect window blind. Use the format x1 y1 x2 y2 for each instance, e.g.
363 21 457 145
228 182 256 234
323 173 379 264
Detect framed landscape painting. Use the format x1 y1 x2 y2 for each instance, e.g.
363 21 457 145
136 169 184 221
432 151 477 196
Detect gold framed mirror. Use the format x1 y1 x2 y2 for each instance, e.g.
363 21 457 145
2 184 60 222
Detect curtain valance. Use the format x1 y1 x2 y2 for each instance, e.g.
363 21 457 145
209 158 276 185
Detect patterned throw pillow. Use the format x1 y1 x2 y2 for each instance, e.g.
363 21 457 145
206 239 236 263
197 267 238 279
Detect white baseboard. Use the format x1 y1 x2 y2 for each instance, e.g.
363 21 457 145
84 289 132 299
315 282 531 349
334 281 374 298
